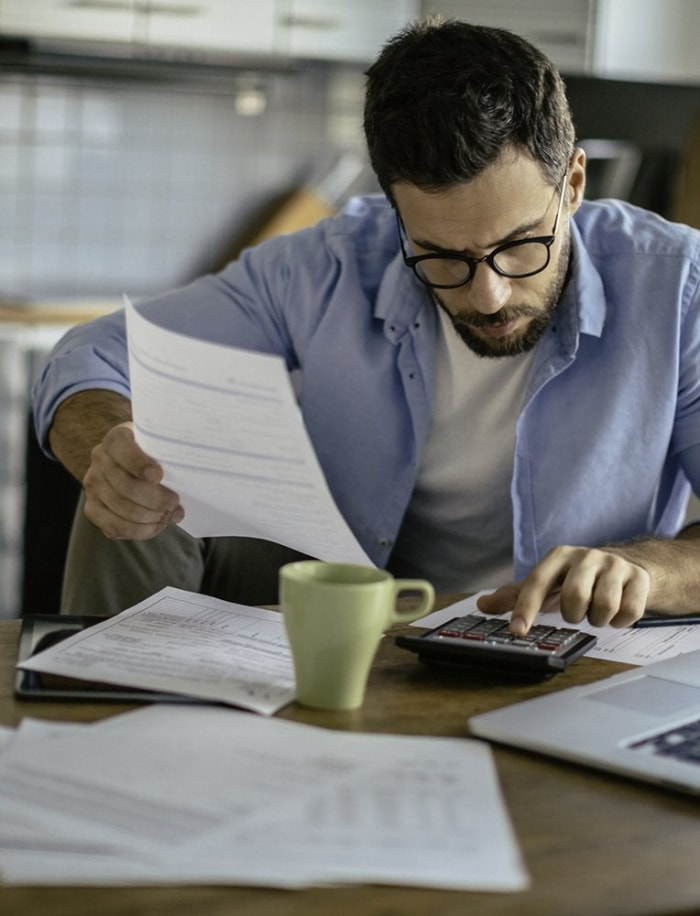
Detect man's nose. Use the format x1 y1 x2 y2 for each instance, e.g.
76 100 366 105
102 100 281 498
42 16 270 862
463 264 511 314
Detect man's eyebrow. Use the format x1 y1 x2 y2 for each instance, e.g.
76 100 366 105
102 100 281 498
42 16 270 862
410 211 548 256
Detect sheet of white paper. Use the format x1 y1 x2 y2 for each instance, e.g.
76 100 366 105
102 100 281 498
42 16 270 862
18 586 295 714
414 591 700 666
556 615 700 664
184 731 527 891
0 706 528 891
125 298 371 565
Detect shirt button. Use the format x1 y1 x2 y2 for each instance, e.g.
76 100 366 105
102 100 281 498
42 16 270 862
378 537 393 548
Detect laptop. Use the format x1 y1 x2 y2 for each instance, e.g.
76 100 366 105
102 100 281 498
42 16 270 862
469 648 700 796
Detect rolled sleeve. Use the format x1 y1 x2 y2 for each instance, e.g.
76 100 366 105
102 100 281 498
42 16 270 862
32 309 130 456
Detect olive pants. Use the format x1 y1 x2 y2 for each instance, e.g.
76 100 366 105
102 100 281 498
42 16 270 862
60 494 308 616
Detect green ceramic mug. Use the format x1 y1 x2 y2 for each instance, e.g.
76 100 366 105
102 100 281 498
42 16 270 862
280 561 435 710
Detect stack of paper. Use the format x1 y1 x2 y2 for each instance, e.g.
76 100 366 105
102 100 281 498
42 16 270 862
0 705 529 890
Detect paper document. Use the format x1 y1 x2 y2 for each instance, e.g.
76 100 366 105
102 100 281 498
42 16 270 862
125 298 371 564
0 706 528 890
18 587 295 715
416 591 700 666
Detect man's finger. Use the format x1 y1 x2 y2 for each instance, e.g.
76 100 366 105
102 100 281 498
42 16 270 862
101 422 163 483
509 566 565 634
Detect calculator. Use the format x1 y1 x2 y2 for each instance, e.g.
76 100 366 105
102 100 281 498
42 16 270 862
395 614 597 678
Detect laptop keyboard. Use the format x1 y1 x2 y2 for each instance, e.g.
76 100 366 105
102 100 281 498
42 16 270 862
630 718 700 765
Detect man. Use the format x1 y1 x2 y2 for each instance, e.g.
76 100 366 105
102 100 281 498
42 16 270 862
34 18 700 633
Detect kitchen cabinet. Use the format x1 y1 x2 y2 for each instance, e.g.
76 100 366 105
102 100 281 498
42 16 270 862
593 0 700 85
143 0 277 56
0 0 137 44
0 0 418 63
143 0 417 63
146 0 419 63
277 0 418 64
421 0 700 84
0 0 271 54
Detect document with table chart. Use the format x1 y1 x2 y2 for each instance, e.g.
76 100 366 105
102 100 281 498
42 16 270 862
125 298 371 565
17 587 296 715
0 705 529 890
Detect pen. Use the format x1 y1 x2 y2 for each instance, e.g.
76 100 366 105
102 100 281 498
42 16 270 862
633 615 700 629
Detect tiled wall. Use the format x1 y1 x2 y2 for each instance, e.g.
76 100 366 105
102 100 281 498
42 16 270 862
0 64 369 302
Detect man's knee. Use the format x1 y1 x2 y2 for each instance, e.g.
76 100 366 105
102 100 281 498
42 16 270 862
61 495 308 613
61 494 205 615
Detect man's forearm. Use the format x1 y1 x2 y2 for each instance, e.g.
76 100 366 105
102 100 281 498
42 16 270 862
605 524 700 615
48 390 132 483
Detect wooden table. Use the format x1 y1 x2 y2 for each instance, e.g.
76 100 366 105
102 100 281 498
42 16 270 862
1 613 700 916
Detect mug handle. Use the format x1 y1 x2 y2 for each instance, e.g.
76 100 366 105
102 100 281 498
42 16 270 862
389 580 435 625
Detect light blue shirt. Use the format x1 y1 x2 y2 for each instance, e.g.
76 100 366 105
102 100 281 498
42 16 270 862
33 196 700 581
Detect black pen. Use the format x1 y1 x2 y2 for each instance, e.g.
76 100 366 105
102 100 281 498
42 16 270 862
633 615 700 629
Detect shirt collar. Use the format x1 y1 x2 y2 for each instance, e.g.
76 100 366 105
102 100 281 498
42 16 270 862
564 218 607 339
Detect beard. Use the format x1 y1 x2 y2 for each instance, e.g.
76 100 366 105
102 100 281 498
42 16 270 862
434 234 571 359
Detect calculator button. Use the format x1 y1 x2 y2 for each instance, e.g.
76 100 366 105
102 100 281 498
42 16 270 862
471 625 503 636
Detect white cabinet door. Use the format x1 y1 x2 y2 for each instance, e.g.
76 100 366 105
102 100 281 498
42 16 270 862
0 0 136 43
278 0 418 63
1 0 417 63
593 0 700 85
143 0 277 54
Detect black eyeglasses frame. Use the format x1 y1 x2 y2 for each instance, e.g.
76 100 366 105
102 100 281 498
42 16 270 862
396 177 569 290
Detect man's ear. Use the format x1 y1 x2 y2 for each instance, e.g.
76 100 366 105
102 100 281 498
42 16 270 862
568 147 587 214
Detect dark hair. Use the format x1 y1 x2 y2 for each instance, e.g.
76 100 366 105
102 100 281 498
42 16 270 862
363 17 575 198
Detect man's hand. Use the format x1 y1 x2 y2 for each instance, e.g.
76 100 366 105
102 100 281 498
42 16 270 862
48 389 184 541
477 545 651 634
82 422 184 540
478 529 700 633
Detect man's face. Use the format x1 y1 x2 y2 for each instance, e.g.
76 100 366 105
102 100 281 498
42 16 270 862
392 150 584 358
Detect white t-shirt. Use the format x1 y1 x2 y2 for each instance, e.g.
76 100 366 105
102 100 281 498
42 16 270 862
390 308 536 592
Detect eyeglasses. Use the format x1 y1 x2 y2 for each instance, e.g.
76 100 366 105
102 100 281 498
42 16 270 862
397 177 568 290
